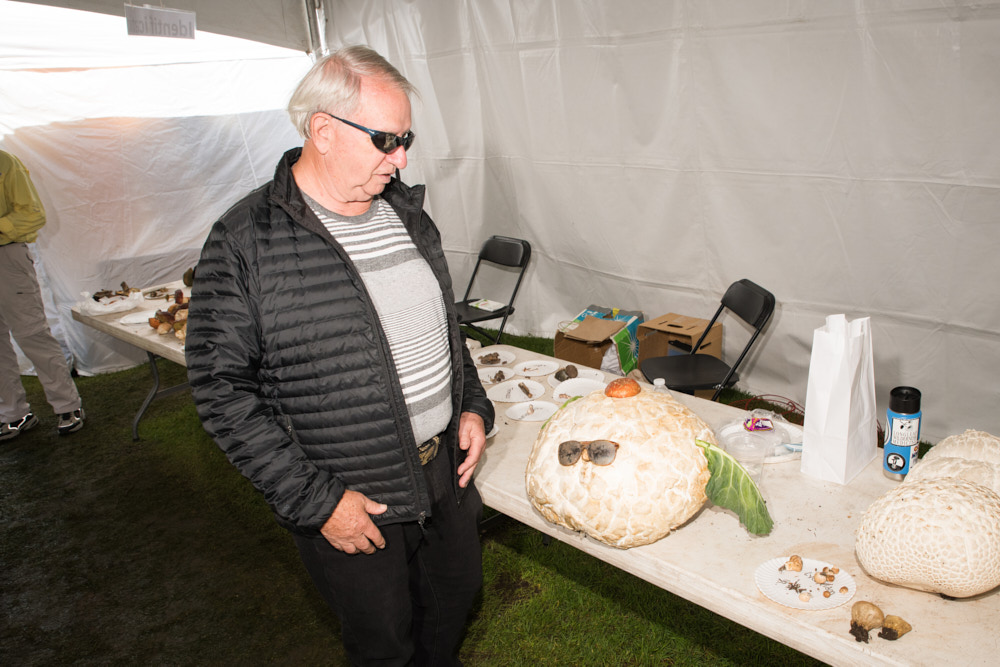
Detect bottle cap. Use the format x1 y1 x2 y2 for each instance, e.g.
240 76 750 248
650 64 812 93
653 378 665 387
889 386 921 414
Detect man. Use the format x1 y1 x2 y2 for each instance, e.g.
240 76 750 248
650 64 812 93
185 46 494 666
0 149 85 441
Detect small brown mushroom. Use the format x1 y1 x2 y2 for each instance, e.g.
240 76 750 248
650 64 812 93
781 555 803 572
878 615 912 641
849 601 884 643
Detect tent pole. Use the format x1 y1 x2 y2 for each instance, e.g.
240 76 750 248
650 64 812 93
305 0 328 58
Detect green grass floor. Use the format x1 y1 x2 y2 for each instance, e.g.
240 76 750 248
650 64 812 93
1 342 822 666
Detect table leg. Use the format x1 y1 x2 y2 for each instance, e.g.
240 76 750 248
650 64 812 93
133 351 190 441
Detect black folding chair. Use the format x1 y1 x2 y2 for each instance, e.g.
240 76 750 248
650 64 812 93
640 279 775 401
454 235 531 345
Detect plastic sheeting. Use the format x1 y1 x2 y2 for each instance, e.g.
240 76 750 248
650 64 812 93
0 1 311 372
326 1 1000 443
2 1 998 443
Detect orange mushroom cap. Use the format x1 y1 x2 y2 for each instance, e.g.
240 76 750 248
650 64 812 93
604 377 641 398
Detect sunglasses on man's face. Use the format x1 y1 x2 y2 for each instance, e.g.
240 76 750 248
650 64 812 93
325 113 415 154
557 439 620 466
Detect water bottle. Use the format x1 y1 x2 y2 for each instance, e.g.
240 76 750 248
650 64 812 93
883 386 922 481
652 378 668 393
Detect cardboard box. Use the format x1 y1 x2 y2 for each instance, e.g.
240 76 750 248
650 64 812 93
637 313 723 362
554 305 644 375
636 313 723 399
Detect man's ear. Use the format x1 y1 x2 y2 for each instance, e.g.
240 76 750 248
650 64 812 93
309 112 334 152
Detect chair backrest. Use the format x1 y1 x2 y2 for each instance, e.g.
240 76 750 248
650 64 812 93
461 235 532 301
691 279 775 398
720 279 776 331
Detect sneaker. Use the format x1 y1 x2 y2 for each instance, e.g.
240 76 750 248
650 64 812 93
57 408 85 435
1 412 40 441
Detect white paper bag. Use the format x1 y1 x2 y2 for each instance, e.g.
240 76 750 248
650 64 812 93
800 314 877 485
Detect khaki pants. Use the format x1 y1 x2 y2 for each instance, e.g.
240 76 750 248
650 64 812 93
0 242 81 422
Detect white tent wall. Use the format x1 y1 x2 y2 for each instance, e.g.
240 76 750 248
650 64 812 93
325 0 1000 443
0 1 312 373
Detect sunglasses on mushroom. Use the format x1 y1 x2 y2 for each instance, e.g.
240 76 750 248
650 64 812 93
557 439 620 466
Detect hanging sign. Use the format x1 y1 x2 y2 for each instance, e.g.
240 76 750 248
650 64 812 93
125 4 196 39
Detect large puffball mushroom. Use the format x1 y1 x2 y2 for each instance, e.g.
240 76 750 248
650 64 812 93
855 477 1000 598
904 455 1000 496
905 429 1000 495
525 379 713 549
920 429 1000 466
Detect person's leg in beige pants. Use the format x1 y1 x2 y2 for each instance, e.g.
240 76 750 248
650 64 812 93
0 242 81 423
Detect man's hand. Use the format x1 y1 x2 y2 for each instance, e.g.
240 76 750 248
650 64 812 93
320 490 388 554
456 411 487 488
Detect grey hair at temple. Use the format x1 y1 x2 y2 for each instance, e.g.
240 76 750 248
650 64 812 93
287 45 418 140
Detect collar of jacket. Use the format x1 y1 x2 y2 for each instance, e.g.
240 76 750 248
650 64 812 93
270 147 427 231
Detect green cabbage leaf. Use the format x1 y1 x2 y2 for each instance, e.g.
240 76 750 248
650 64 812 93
695 439 773 535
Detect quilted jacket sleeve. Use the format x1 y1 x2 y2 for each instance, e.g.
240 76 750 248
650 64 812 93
185 211 343 534
458 333 494 433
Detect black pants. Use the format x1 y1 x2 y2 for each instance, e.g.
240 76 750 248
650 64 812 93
293 451 483 666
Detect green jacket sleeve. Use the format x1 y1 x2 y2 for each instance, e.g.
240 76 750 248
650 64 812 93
0 151 46 245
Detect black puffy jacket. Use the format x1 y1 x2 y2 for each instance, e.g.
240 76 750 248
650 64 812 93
185 148 494 536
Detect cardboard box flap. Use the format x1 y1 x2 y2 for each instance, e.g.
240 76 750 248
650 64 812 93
561 316 625 344
640 313 707 337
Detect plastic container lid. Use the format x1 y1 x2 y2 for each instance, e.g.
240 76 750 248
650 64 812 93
889 386 921 414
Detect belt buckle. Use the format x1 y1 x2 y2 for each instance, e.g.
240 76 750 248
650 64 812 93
417 435 441 465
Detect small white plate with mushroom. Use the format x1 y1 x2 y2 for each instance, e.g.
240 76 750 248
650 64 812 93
547 365 605 388
474 349 516 366
755 556 856 610
505 400 558 422
478 367 518 386
487 379 545 403
551 377 607 402
512 359 560 377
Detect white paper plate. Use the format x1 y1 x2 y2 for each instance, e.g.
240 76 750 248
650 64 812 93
478 366 517 385
547 366 605 388
551 377 606 402
720 421 805 464
486 423 499 439
505 400 558 422
765 444 802 463
775 422 804 447
487 379 545 403
118 310 158 326
474 349 516 366
765 422 804 462
755 557 856 610
512 359 559 377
